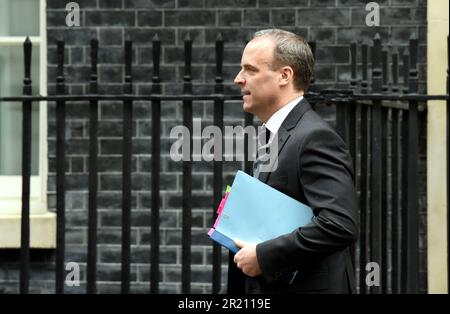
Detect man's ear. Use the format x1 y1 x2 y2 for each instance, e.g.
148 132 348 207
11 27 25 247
279 66 294 87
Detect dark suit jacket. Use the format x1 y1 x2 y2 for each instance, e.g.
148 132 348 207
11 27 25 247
227 98 359 294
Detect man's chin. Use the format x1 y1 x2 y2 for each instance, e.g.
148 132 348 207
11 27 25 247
242 102 253 114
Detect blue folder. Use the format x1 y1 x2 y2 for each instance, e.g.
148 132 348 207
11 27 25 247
208 170 314 283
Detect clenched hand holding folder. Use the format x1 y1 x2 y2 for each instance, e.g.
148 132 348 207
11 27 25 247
208 170 313 260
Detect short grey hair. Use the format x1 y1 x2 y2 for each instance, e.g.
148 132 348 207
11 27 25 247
253 29 315 92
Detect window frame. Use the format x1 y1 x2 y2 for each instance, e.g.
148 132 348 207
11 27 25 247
0 0 48 215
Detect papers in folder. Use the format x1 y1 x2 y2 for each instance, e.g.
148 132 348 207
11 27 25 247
208 170 313 254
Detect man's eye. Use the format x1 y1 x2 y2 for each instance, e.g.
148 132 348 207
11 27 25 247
242 66 256 72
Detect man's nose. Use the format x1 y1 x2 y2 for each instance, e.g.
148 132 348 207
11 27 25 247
234 71 245 86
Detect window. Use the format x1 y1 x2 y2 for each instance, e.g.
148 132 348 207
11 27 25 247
0 0 54 248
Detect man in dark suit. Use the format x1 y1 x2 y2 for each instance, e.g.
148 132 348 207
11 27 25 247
227 29 359 294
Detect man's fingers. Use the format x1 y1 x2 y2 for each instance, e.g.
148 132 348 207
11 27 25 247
234 238 245 248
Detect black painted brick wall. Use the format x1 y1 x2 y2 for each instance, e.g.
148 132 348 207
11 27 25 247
0 0 428 294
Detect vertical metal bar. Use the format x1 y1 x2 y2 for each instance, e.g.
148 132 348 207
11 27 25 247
121 40 133 294
20 36 32 294
400 109 408 293
350 42 357 90
182 33 193 294
349 42 359 278
359 104 369 294
309 41 316 62
55 40 66 294
336 101 349 144
391 109 401 293
348 100 358 271
361 43 369 94
382 50 389 93
381 47 389 293
400 50 410 293
370 34 383 294
405 35 419 294
348 41 357 161
348 42 358 270
150 34 161 294
87 39 98 294
212 33 224 294
381 106 388 294
392 49 399 94
334 34 346 135
402 53 409 94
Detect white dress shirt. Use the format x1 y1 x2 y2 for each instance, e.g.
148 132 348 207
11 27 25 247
264 95 304 141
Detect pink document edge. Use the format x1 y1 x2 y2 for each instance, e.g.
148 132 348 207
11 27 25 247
213 213 221 228
216 192 230 214
213 191 231 229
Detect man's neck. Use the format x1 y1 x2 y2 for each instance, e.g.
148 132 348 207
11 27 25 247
261 92 304 123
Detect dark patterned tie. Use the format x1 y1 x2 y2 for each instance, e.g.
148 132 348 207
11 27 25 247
253 125 271 179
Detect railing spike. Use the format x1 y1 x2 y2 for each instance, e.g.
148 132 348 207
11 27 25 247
184 32 191 42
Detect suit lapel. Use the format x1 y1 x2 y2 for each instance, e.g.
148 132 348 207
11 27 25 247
258 98 312 183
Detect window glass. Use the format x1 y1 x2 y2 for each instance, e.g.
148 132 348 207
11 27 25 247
0 0 40 36
0 45 40 175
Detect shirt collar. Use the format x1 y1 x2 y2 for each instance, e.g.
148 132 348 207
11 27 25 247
264 95 303 135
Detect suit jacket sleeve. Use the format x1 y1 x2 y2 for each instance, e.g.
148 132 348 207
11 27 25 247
256 126 359 283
